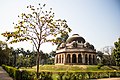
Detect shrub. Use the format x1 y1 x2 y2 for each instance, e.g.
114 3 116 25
38 72 53 80
57 72 65 80
97 63 104 69
2 65 120 80
2 65 36 80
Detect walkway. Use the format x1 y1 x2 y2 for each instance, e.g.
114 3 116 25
0 66 13 80
91 78 120 80
97 78 120 80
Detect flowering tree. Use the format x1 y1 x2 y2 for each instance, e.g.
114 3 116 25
2 3 71 78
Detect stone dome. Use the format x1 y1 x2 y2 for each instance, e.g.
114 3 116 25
66 34 85 43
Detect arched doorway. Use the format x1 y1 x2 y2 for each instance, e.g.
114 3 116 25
89 55 92 64
85 54 88 64
78 54 82 63
62 55 64 63
59 55 61 63
72 54 76 63
67 54 70 63
93 55 95 64
56 55 58 63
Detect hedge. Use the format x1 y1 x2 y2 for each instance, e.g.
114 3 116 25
2 64 36 80
2 65 120 80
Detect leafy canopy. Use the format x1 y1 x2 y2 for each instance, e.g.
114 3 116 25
2 3 72 51
113 38 120 66
1 3 72 78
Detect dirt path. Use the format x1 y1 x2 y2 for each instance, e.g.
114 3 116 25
91 78 120 80
0 66 13 80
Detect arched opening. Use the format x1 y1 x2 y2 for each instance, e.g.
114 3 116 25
93 55 95 64
89 55 92 65
59 55 61 63
72 54 76 63
85 54 88 64
56 55 58 63
62 55 64 63
67 54 70 63
78 54 82 63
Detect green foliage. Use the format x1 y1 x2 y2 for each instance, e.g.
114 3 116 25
39 72 53 80
1 3 72 78
2 65 36 80
97 51 104 63
113 38 120 66
8 48 37 67
57 72 64 80
0 40 12 65
2 64 17 79
1 3 71 47
97 63 104 69
2 65 120 80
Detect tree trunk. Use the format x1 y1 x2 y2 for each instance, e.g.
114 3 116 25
37 51 40 78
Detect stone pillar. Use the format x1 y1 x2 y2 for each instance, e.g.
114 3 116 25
70 54 72 63
58 54 61 63
93 54 97 64
55 55 56 64
87 54 89 65
58 54 59 63
61 54 62 63
95 55 97 64
63 54 65 64
82 53 85 64
64 53 66 64
76 53 78 63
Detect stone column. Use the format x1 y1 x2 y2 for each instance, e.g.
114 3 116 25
76 53 78 63
93 54 97 64
87 54 89 65
55 55 56 64
64 53 66 64
70 54 72 63
95 55 97 64
59 55 60 63
61 54 62 63
57 54 59 63
82 53 85 64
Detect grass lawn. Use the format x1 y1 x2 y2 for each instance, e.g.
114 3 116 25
20 65 120 72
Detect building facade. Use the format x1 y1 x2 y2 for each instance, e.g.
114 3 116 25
55 34 97 65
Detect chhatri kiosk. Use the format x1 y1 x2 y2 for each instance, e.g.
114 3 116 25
55 34 97 65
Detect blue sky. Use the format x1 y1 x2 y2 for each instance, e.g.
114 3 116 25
0 0 120 52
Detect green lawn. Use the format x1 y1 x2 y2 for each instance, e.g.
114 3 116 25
20 65 120 72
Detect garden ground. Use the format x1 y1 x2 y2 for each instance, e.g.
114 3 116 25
21 65 120 80
21 65 120 72
1 65 120 80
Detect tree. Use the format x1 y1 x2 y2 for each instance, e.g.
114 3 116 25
102 46 114 65
2 3 71 78
113 38 120 67
97 51 104 64
0 40 11 65
49 50 56 58
56 33 69 50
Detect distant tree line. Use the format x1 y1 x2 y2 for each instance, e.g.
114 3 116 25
0 40 55 67
0 40 11 65
1 37 120 68
97 37 120 67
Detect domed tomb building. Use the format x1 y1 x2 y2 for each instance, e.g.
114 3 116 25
55 34 97 65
